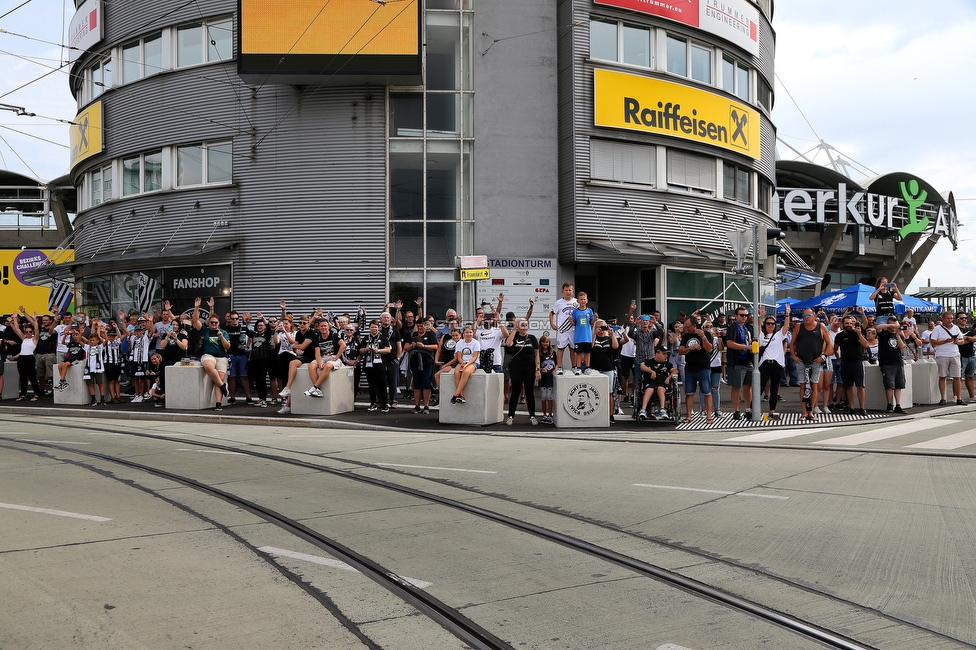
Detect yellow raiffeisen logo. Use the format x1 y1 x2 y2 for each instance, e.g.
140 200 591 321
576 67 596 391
69 101 103 169
594 69 761 160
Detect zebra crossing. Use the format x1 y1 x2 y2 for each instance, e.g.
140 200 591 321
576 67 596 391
720 418 976 451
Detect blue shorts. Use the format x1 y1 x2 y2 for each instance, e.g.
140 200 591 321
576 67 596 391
228 354 248 378
962 356 976 378
684 368 712 395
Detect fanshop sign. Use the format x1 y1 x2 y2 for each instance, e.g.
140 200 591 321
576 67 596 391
594 69 761 160
774 181 958 247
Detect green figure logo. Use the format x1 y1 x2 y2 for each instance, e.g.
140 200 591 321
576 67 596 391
898 179 928 238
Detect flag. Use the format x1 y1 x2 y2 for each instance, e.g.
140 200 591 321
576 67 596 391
138 273 159 313
48 281 73 316
94 281 112 315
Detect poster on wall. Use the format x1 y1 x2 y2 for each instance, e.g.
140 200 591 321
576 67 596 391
0 249 75 315
475 258 557 332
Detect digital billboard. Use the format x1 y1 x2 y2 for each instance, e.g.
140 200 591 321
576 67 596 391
238 0 421 84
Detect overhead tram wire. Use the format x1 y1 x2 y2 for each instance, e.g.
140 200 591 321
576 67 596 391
248 0 336 97
0 0 33 21
190 0 254 133
0 123 69 148
0 131 39 177
251 0 408 153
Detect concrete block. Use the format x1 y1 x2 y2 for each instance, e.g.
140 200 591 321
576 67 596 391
54 362 91 405
165 362 217 410
863 362 913 410
291 364 355 416
911 359 942 405
2 361 18 400
554 373 611 428
439 371 504 425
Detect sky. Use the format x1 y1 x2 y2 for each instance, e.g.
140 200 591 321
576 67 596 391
0 0 972 294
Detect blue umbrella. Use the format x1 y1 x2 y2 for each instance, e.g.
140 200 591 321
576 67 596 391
775 297 800 314
791 284 877 314
896 294 942 314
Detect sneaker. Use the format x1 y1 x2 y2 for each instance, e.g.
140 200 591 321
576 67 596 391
761 394 768 401
585 368 595 376
245 398 255 405
450 394 459 404
556 368 564 376
215 402 222 411
413 405 422 414
886 403 894 413
814 406 823 415
144 392 150 399
733 411 742 421
303 388 316 397
614 406 624 416
530 416 539 426
939 399 947 406
381 405 390 413
258 400 268 408
278 405 291 414
638 409 647 422
958 398 966 406
745 410 753 420
422 406 430 415
822 405 830 414
89 400 97 407
894 405 907 414
506 416 514 425
456 394 466 404
227 397 236 405
713 410 723 418
312 387 323 398
99 400 107 406
609 415 615 424
859 408 868 416
367 404 377 411
802 385 812 399
279 387 291 397
657 409 668 419
131 395 143 403
391 401 399 409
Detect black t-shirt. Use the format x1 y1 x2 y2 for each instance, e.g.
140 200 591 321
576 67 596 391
359 333 390 367
438 336 459 364
316 330 341 358
341 335 360 364
296 328 317 363
681 331 710 372
877 329 903 366
506 333 538 370
227 324 250 356
590 335 615 372
186 326 203 358
834 330 864 362
959 327 976 358
2 324 22 358
248 328 272 361
642 358 673 386
160 331 188 366
36 328 57 354
874 291 895 316
379 325 401 363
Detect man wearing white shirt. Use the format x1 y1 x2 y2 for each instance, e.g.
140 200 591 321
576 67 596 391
929 311 966 405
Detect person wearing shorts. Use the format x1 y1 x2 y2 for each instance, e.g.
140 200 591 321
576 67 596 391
930 310 965 405
724 307 754 420
306 318 345 398
571 292 594 374
679 316 714 423
954 312 976 401
537 334 556 423
549 282 576 374
834 316 870 415
193 298 231 411
790 308 833 421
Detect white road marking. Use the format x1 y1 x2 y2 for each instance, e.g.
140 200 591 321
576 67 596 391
23 440 91 445
906 430 976 450
633 484 788 500
0 501 112 522
176 449 247 456
287 433 428 438
85 432 124 436
725 428 829 442
815 419 957 446
657 645 697 650
258 546 433 589
375 462 496 474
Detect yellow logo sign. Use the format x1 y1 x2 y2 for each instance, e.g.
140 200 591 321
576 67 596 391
69 101 103 169
594 70 761 160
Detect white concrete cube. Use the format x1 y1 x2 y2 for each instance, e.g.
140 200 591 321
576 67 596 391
165 362 217 410
54 361 92 405
439 370 504 425
911 359 942 405
554 373 611 428
863 361 913 410
290 364 355 416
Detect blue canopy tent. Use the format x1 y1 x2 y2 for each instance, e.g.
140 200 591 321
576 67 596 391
775 297 800 314
792 284 943 315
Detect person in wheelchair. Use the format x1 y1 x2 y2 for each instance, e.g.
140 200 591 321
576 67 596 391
637 348 678 421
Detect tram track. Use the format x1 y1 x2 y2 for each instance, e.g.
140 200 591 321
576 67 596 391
5 416 971 649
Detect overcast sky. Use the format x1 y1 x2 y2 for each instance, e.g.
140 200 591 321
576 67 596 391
0 0 972 293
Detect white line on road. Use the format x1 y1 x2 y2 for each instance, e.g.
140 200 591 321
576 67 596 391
376 462 496 474
258 546 433 589
22 439 91 445
0 501 112 522
657 645 697 650
815 419 957 446
725 428 829 443
287 433 428 438
176 449 247 456
906 430 976 450
633 484 788 500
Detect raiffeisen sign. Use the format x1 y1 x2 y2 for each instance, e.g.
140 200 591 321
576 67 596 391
773 181 958 248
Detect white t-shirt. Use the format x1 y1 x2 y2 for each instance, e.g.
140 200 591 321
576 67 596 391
456 338 481 365
758 330 787 367
551 297 577 333
476 326 504 360
54 324 69 353
920 328 934 355
930 323 962 358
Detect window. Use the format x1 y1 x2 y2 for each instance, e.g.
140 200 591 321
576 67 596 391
666 35 687 76
88 57 111 101
690 44 711 83
177 141 232 187
207 19 233 61
723 55 750 101
122 156 140 196
666 150 716 195
758 178 772 215
90 164 113 206
758 77 772 111
589 19 617 61
122 33 163 83
177 18 233 68
390 94 423 136
668 36 712 83
621 24 650 67
590 139 655 186
122 151 162 196
723 162 751 204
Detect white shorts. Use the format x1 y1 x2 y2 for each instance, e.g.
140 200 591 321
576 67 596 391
557 331 576 350
325 358 343 371
201 354 228 373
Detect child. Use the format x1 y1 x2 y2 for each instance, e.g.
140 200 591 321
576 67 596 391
571 291 594 374
548 282 576 375
56 326 85 390
83 331 106 406
103 328 124 403
638 348 677 420
537 334 556 423
149 353 166 407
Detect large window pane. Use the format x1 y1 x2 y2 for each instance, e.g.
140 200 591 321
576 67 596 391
91 169 101 205
427 93 458 136
391 222 424 267
123 157 140 195
691 44 711 83
427 153 457 220
390 153 423 220
426 221 456 267
667 269 724 299
723 163 736 200
144 151 162 192
589 20 617 61
666 35 686 76
102 166 112 200
144 34 162 76
101 60 111 91
722 57 735 93
427 17 459 90
622 24 649 67
122 42 141 83
390 93 423 136
736 64 750 101
208 20 233 62
736 167 750 204
177 24 204 67
208 143 232 183
177 145 203 186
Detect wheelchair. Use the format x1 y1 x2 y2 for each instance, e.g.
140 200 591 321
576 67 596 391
632 374 681 424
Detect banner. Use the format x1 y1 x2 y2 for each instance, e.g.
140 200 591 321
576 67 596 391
0 249 75 315
48 281 74 316
137 273 159 313
70 101 103 169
